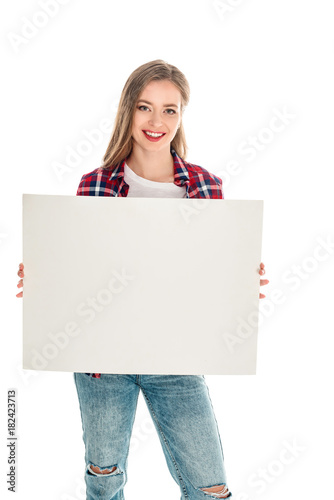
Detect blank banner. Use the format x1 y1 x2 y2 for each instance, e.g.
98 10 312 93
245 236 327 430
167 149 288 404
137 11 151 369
22 194 263 375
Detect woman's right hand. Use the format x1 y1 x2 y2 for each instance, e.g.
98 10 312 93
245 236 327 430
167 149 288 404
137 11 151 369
16 263 24 298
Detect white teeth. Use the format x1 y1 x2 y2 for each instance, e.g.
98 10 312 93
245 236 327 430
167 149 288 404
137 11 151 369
145 131 164 137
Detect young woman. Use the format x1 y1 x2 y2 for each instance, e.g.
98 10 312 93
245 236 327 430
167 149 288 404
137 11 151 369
17 59 268 500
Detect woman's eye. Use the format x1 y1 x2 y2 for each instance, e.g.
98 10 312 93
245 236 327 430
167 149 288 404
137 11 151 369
138 105 149 111
166 109 176 115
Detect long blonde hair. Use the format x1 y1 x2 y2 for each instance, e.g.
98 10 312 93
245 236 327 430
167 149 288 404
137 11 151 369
101 59 190 171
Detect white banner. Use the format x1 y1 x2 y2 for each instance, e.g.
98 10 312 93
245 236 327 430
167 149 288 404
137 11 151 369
22 195 263 375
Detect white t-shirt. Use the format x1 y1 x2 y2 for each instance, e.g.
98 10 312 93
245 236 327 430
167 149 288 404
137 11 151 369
124 162 187 198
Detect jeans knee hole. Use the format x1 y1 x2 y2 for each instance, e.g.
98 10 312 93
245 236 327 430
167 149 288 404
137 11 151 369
87 463 120 476
200 483 231 498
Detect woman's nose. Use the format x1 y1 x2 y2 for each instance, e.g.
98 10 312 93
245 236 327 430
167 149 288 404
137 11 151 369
148 110 163 127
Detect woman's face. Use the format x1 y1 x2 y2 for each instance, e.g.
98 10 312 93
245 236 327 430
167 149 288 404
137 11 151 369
131 79 182 154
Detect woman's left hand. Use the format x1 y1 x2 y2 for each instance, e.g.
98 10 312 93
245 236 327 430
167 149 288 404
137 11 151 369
259 262 269 299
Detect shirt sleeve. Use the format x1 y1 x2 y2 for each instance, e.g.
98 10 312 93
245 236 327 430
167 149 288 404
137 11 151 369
76 175 85 196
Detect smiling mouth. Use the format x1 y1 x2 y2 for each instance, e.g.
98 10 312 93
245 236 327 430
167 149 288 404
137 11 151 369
142 130 166 141
143 130 165 139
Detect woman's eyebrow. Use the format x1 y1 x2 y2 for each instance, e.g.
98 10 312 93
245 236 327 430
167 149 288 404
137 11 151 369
137 99 179 108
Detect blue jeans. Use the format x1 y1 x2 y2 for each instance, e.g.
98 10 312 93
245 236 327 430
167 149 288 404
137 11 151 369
74 373 231 499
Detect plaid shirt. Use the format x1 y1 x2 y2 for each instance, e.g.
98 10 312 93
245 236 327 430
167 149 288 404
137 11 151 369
76 148 224 378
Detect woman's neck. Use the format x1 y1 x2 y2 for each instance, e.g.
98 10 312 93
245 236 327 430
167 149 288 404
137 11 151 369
126 146 175 183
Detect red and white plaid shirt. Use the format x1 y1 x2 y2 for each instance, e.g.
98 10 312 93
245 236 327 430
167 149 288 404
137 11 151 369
76 147 224 378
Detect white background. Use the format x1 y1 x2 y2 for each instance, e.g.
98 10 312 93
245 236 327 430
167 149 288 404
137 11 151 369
1 1 333 499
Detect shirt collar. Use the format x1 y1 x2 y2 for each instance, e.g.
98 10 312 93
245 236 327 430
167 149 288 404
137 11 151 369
108 148 190 186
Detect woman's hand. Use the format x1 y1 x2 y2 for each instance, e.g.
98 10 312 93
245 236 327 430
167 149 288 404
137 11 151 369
259 262 269 299
16 263 24 298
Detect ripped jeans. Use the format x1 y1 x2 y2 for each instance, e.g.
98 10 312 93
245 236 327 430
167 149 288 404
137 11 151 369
74 373 232 500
